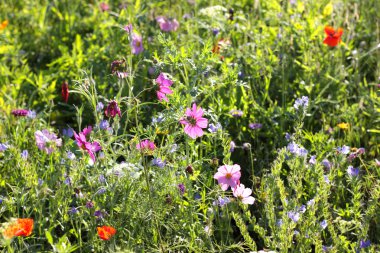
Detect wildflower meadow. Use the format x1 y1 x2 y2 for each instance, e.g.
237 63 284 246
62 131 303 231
0 0 379 252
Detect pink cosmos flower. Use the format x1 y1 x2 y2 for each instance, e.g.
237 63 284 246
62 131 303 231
233 184 255 205
179 103 208 139
156 73 173 102
136 140 156 151
213 164 241 191
35 130 62 154
156 16 179 32
105 100 121 118
131 33 144 55
74 126 102 162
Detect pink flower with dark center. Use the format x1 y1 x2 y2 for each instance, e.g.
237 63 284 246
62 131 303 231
131 33 144 55
233 184 255 205
105 100 121 118
213 164 241 191
35 130 62 154
12 109 29 117
156 73 173 102
136 140 156 152
179 103 208 139
156 16 179 32
74 126 102 162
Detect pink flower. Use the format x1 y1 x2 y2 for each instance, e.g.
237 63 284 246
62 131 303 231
179 103 208 139
156 17 179 32
213 165 241 191
99 2 109 12
12 109 29 117
233 184 255 205
105 100 121 118
131 33 144 55
124 24 132 33
156 73 173 102
136 140 156 152
34 130 62 154
74 126 102 162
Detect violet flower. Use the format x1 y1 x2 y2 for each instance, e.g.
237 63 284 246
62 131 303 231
34 130 62 154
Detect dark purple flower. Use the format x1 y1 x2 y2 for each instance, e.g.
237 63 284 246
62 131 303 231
68 207 78 215
212 28 219 35
359 240 371 248
248 123 262 129
94 210 104 218
11 109 29 117
177 183 185 195
86 201 94 209
347 166 359 177
105 100 121 118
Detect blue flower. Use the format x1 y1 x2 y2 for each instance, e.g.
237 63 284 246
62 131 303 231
287 211 300 222
248 123 262 130
309 155 316 165
322 159 332 170
359 240 371 248
67 151 76 160
99 120 110 130
0 143 9 151
96 102 104 112
152 158 166 168
68 207 78 215
21 150 28 160
62 128 74 138
208 123 222 133
320 220 328 229
347 166 359 177
294 96 309 110
336 145 350 155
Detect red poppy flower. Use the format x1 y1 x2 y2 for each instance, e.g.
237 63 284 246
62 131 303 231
323 26 343 47
62 81 69 103
97 225 116 240
3 218 34 238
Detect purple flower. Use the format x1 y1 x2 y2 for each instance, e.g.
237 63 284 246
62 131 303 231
62 128 74 138
96 187 106 195
105 100 121 118
86 201 94 209
323 175 330 184
35 130 62 154
230 141 236 152
99 120 110 130
357 148 365 154
320 220 328 229
98 174 106 184
178 183 185 195
68 207 78 215
276 219 283 227
11 109 29 117
322 245 332 252
230 109 243 117
299 205 306 213
67 151 76 160
309 155 316 165
347 166 359 177
307 198 315 206
359 240 371 248
294 96 309 110
285 132 292 141
152 158 166 168
156 16 179 32
169 144 178 153
287 211 300 222
248 123 262 129
322 159 332 170
21 150 28 160
38 178 44 186
213 196 230 207
156 73 173 102
131 33 144 55
94 210 104 219
116 71 128 79
96 102 104 112
124 24 132 33
212 28 219 35
27 110 36 119
336 145 350 155
298 147 308 157
208 123 222 133
64 176 72 185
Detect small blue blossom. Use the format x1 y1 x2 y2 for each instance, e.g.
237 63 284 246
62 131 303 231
299 205 306 213
322 159 332 170
294 96 309 110
96 102 104 112
38 178 44 186
359 240 371 248
99 120 109 130
323 175 330 184
98 174 106 183
212 28 219 35
152 158 166 168
0 143 9 151
336 145 350 155
68 207 78 215
152 115 165 124
208 123 222 133
320 220 328 229
212 196 230 207
276 219 283 227
67 151 76 160
322 245 332 252
64 176 72 185
62 128 74 138
287 211 300 222
347 166 359 177
248 123 262 130
307 198 315 207
27 110 36 119
170 144 178 153
96 187 106 195
309 155 316 165
285 133 292 141
21 150 28 160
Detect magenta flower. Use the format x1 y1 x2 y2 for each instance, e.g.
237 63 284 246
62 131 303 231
99 2 109 12
74 126 102 162
124 24 132 33
11 109 29 117
105 100 121 118
35 130 62 154
156 16 179 32
156 73 173 102
213 164 241 191
136 140 156 152
233 184 255 205
179 103 208 139
131 33 144 55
